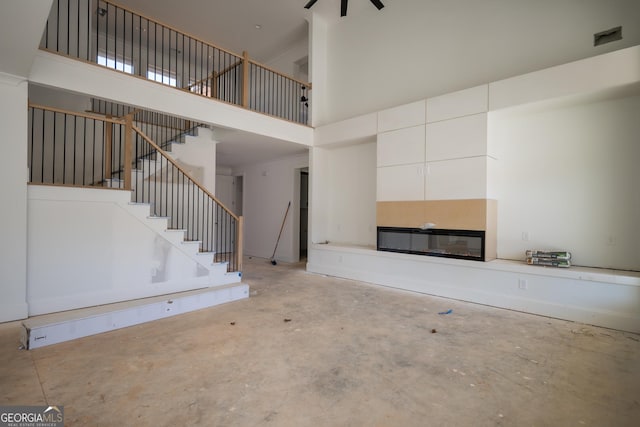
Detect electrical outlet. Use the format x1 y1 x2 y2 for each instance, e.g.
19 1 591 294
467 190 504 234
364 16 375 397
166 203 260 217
518 279 528 290
521 232 529 241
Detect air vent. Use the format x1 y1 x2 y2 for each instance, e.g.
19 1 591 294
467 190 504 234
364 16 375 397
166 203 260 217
594 26 622 47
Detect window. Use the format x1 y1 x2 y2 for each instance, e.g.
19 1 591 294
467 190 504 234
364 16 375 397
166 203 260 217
147 70 177 87
97 55 133 74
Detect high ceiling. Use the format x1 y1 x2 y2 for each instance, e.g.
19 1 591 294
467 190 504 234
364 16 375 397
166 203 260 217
116 0 378 63
114 0 377 168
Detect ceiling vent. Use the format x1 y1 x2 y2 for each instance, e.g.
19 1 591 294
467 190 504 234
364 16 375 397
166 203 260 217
594 26 622 47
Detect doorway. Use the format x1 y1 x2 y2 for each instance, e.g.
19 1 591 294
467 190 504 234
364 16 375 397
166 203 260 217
299 169 309 259
215 174 243 216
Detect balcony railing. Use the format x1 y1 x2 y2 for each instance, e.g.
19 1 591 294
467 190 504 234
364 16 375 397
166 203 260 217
41 0 311 125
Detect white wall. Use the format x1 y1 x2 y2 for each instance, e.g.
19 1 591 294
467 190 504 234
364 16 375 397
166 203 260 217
27 186 212 315
171 127 217 194
233 153 309 262
319 0 640 125
29 84 92 111
265 36 309 81
491 93 640 270
0 73 29 322
0 0 54 77
325 142 377 246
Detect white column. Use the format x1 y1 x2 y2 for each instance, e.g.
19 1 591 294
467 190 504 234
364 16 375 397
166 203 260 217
0 73 29 321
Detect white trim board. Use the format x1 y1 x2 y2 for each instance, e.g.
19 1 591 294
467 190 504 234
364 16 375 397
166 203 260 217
21 283 249 349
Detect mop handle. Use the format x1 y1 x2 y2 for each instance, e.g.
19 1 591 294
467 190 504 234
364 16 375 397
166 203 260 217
271 201 291 259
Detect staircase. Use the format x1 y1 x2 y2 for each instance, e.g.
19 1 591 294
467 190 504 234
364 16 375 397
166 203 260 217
116 127 237 282
25 106 246 349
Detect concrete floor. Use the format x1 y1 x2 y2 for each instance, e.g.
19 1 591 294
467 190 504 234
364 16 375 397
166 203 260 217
1 257 639 426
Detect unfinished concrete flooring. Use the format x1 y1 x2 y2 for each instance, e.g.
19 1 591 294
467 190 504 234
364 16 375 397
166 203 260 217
1 257 639 426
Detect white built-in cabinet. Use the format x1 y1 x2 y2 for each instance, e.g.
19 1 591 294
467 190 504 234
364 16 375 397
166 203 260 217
377 85 494 202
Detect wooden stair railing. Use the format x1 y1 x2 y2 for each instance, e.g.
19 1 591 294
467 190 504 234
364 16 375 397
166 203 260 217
28 104 242 272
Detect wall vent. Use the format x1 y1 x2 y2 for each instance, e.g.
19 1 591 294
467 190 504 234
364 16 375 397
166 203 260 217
594 26 622 47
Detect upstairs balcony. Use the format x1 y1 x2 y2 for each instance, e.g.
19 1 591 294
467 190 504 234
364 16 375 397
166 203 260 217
40 0 311 126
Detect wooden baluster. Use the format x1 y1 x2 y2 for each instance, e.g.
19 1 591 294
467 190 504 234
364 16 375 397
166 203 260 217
105 115 113 186
237 215 244 272
242 51 249 108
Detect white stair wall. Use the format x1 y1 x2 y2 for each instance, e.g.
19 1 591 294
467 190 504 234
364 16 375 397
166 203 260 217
27 185 240 316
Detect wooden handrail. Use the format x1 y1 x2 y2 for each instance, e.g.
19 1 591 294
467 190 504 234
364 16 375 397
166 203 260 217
131 124 239 221
103 0 243 59
29 103 126 124
103 0 311 89
215 59 244 78
185 59 244 91
247 59 313 89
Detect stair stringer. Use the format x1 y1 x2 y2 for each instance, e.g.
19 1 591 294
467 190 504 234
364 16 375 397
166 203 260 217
116 200 241 286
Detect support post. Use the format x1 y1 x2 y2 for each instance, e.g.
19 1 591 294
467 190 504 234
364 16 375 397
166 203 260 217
104 115 113 184
242 51 249 108
237 215 244 272
212 73 218 99
124 113 133 191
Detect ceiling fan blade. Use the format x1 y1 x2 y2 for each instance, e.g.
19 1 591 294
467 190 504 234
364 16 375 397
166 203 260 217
341 0 348 17
370 0 385 10
304 0 318 9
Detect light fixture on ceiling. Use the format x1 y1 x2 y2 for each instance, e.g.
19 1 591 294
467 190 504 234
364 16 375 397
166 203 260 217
305 0 385 17
255 24 262 30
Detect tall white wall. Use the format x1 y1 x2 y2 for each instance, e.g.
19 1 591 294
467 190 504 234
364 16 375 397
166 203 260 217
0 73 29 322
326 142 377 246
233 153 309 262
319 0 640 125
491 93 640 270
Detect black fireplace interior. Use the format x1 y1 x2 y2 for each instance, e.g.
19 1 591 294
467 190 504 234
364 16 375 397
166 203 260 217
377 227 485 261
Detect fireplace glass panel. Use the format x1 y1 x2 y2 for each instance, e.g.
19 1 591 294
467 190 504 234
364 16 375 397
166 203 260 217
377 227 486 261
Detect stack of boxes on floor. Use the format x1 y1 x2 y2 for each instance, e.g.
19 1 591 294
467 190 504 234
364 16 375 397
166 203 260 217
526 250 571 268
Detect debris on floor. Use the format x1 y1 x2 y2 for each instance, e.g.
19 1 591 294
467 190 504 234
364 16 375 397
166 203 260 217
438 309 453 315
283 318 292 323
431 329 437 334
230 322 236 326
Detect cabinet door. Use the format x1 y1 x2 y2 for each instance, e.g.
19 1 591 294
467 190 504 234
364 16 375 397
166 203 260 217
377 163 424 201
425 157 487 200
377 125 425 167
426 113 487 162
426 84 488 123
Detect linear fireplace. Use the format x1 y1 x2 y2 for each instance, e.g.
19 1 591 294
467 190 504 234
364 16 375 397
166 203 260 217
377 227 486 261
